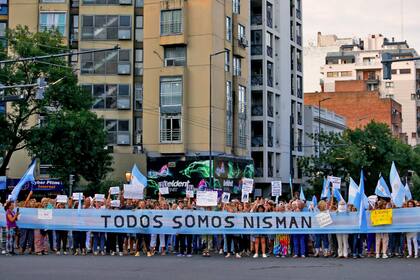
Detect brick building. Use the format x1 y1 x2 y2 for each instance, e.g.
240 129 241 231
305 80 403 139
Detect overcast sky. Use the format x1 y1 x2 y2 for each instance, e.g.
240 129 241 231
303 0 420 51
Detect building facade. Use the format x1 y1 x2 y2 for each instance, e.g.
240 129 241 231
303 105 346 157
250 0 303 195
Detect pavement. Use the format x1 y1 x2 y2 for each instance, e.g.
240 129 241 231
0 254 419 280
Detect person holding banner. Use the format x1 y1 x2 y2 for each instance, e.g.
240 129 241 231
224 203 241 259
336 200 349 258
55 199 69 255
375 201 389 259
313 201 329 258
92 198 106 256
105 191 124 256
405 200 418 258
4 201 19 255
291 201 307 258
250 199 268 258
19 191 34 255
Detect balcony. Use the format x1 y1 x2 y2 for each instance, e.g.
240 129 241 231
267 16 273 28
160 129 181 143
251 136 264 147
251 105 263 116
296 9 302 20
251 74 263 86
267 46 273 58
296 35 302 46
367 75 380 84
268 136 273 148
251 15 263 26
267 76 273 87
251 45 263 56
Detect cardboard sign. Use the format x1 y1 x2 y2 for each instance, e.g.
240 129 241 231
371 209 393 226
109 186 120 195
94 194 105 202
110 200 121 208
124 184 144 200
196 191 218 206
241 191 249 203
328 176 341 190
242 178 254 193
159 186 169 195
38 209 53 220
72 192 83 200
56 195 68 203
186 185 194 198
316 211 333 228
221 192 231 203
271 181 282 196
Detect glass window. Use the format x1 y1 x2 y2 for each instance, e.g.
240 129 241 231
135 49 143 75
81 49 130 75
160 77 183 113
233 0 240 14
226 16 232 41
160 114 182 143
39 12 67 36
161 9 183 35
164 46 186 66
135 83 143 111
84 84 131 109
226 81 233 146
224 50 230 72
238 24 245 40
400 69 411 74
81 15 131 40
105 119 130 146
233 56 241 76
135 15 143 42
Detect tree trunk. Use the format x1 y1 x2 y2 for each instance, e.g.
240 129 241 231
0 148 14 176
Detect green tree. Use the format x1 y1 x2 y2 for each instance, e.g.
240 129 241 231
0 26 112 187
300 122 420 195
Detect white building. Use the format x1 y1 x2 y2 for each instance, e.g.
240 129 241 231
306 33 420 146
303 105 347 157
250 0 303 195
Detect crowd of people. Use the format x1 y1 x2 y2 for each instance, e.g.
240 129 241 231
1 190 420 259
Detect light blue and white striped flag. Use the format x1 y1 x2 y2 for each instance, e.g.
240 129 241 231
347 177 360 206
374 176 391 198
389 162 404 207
9 160 37 202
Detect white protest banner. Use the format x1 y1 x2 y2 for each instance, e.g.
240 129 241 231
271 181 282 197
186 185 195 198
72 192 83 200
316 211 333 228
94 194 105 202
241 191 249 203
109 187 120 195
56 195 68 203
221 192 230 203
37 209 53 220
327 176 341 189
242 178 254 193
159 186 169 195
124 184 144 200
196 191 218 206
110 200 121 208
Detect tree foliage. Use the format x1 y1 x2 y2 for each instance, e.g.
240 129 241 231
299 122 420 195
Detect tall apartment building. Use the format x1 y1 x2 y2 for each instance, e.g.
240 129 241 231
250 0 303 194
0 0 7 115
306 33 420 146
7 0 253 193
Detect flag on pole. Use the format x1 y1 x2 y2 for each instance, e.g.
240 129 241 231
358 170 367 231
333 188 344 202
347 177 360 206
9 160 37 202
374 176 391 198
404 181 412 201
321 177 331 199
289 177 293 198
312 195 318 208
389 162 404 207
131 164 148 189
299 186 306 201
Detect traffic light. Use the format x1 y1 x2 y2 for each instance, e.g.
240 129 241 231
382 53 393 80
35 77 47 100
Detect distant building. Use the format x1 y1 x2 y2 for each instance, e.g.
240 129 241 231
305 80 403 139
304 105 346 157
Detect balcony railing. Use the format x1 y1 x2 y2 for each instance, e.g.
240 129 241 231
267 16 273 28
160 129 181 143
267 46 273 58
251 15 263 26
251 105 263 116
251 74 263 86
267 76 273 87
251 45 263 56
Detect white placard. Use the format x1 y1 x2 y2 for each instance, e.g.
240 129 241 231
328 176 341 190
38 209 53 220
186 185 194 198
271 181 282 196
316 211 333 228
196 191 218 206
94 194 105 202
110 200 121 208
124 184 144 200
242 178 254 193
72 192 83 200
159 186 169 195
241 191 249 203
56 195 68 203
221 192 231 203
109 186 120 195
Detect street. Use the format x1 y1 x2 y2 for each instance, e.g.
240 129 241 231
0 255 419 280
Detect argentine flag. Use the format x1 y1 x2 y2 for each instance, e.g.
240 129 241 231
131 164 148 189
299 186 306 201
9 160 37 202
321 177 330 199
347 177 360 206
334 188 344 202
404 182 412 201
389 162 404 207
374 177 391 198
312 195 318 208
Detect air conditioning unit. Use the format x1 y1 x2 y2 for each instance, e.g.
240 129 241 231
117 134 130 145
118 63 131 75
119 0 132 5
239 37 248 48
117 99 130 109
118 29 131 40
165 58 176 67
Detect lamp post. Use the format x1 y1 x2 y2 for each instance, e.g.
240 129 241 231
318 97 332 156
209 50 228 188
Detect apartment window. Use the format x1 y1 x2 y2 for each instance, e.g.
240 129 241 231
135 15 144 42
233 0 240 14
70 15 79 43
135 49 143 76
83 0 125 4
226 81 233 146
267 62 273 87
81 49 131 75
266 32 273 57
164 46 186 66
161 9 183 35
233 56 241 76
238 85 247 148
238 24 245 40
160 77 182 113
134 117 142 145
135 0 144 7
224 50 230 72
135 83 143 111
81 15 131 40
105 120 130 145
160 114 182 143
83 84 131 110
226 16 232 41
0 22 6 48
391 69 397 75
341 71 352 77
39 12 66 36
266 2 273 28
327 72 339 78
385 81 394 88
400 69 411 74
